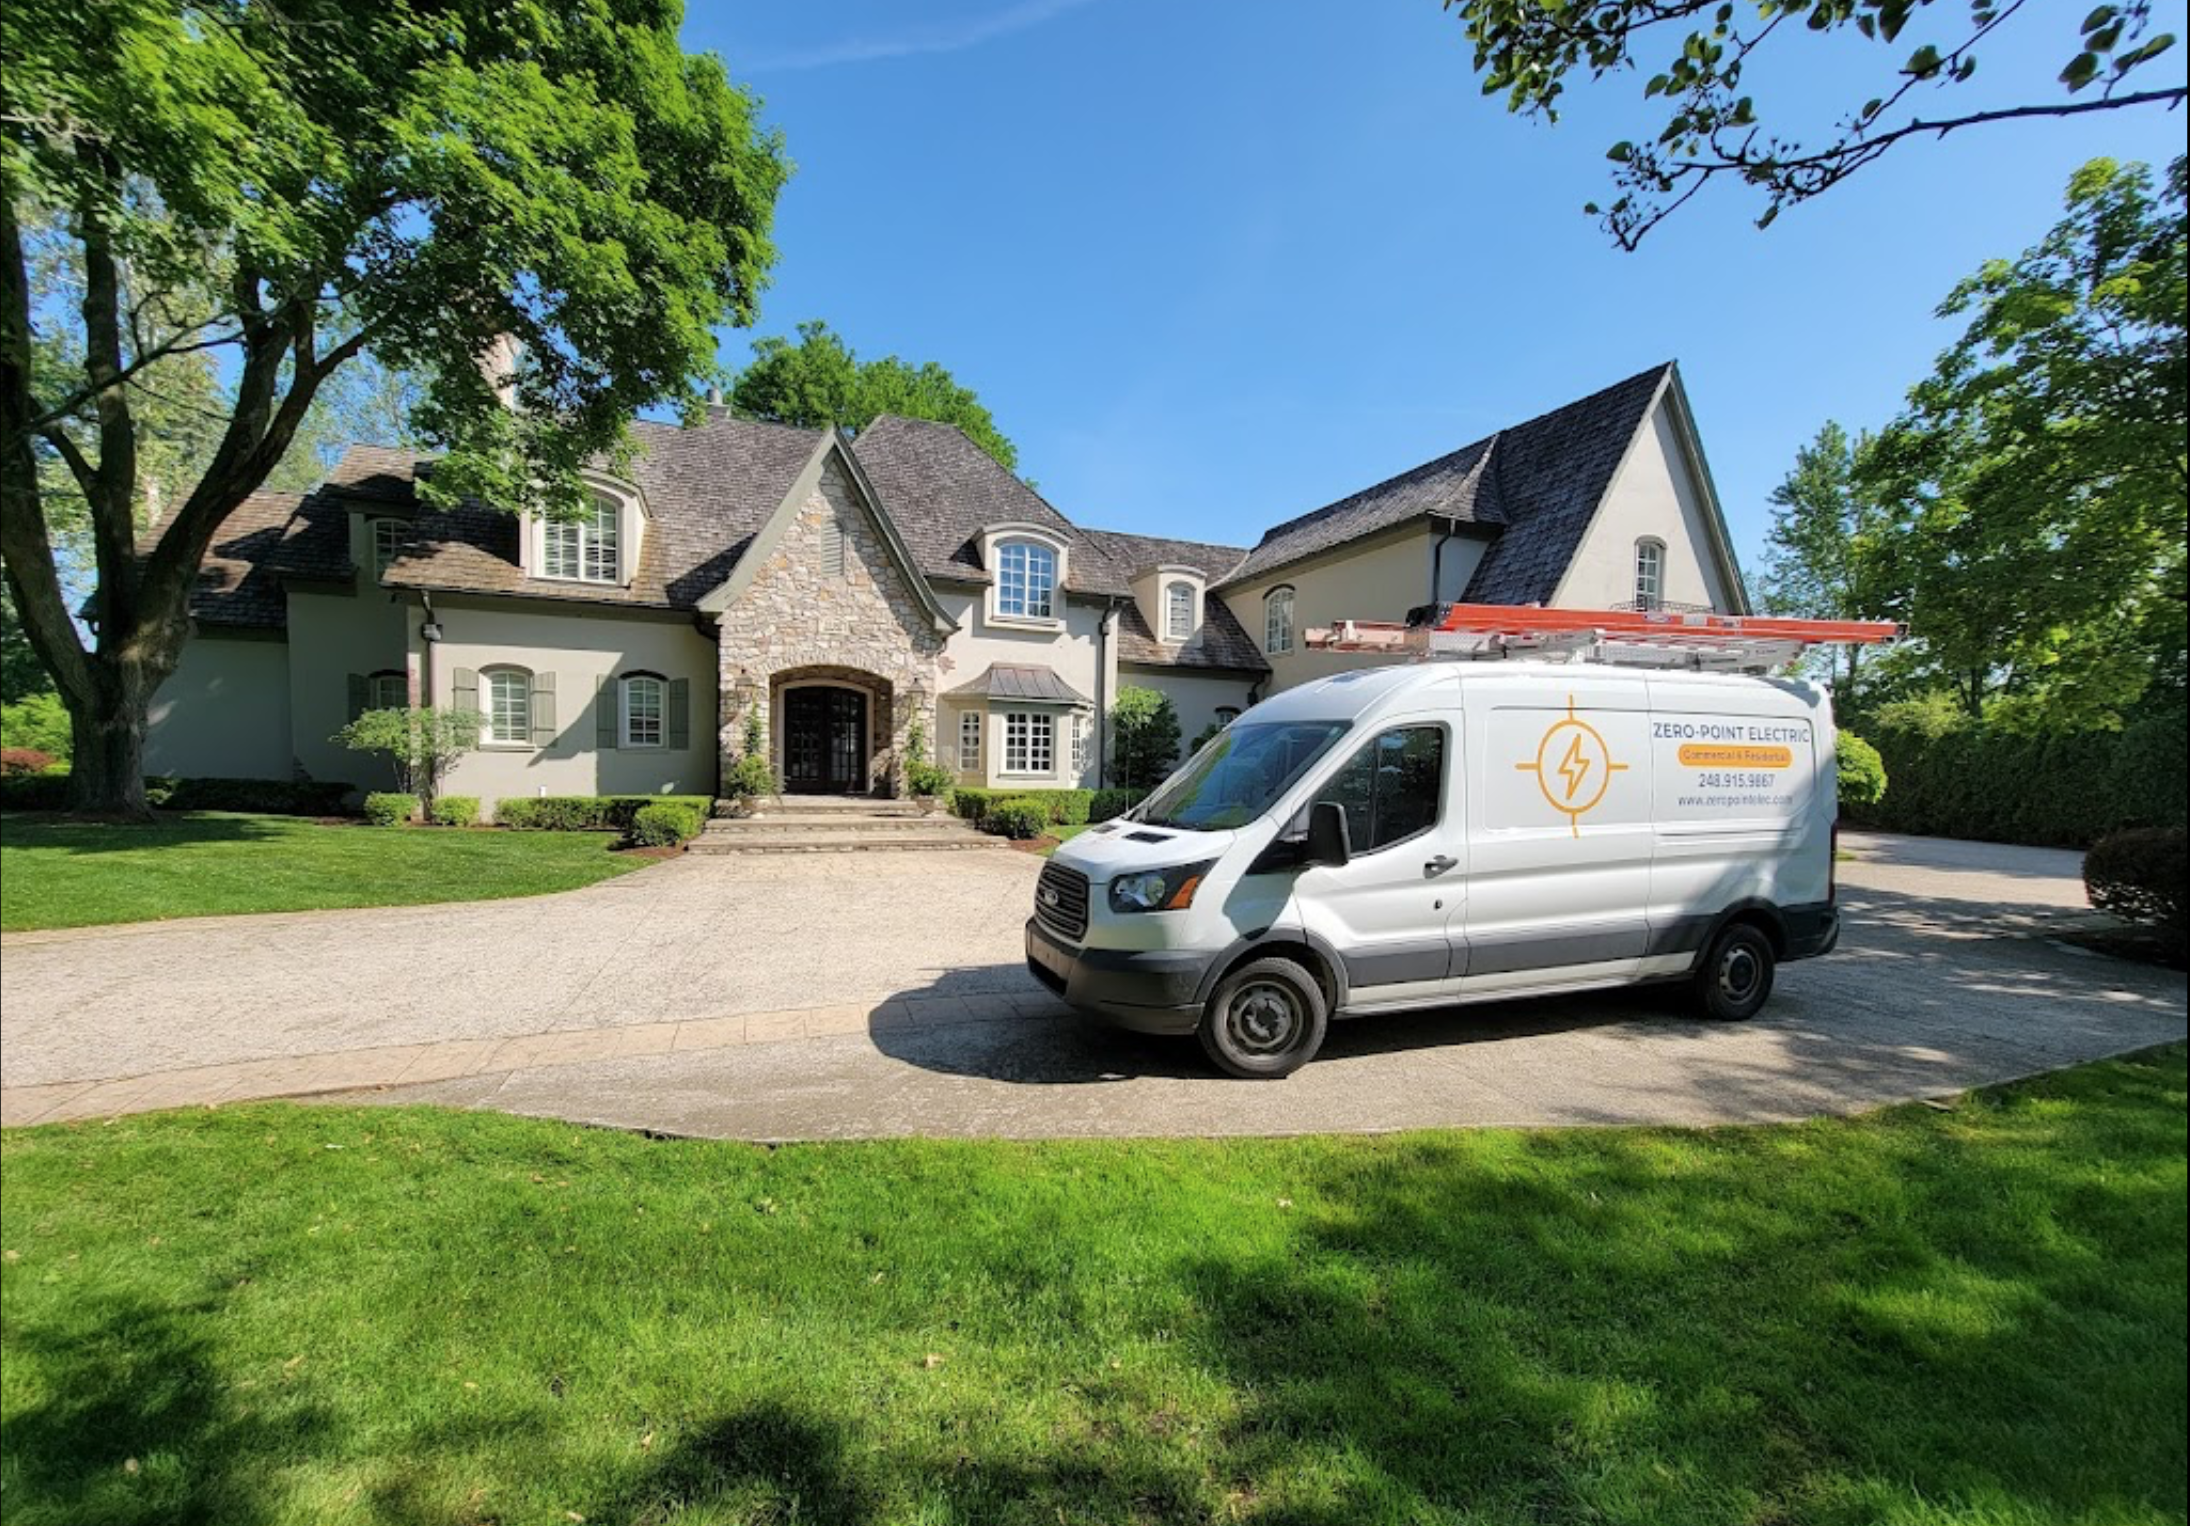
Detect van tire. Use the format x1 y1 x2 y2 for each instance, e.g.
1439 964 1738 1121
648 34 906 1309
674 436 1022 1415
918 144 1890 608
1199 957 1329 1079
1694 922 1775 1021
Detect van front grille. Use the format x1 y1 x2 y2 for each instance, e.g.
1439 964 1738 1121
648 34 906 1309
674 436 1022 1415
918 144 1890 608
1034 861 1090 941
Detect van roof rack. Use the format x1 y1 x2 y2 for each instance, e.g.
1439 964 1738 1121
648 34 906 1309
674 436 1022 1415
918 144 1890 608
1303 602 1902 675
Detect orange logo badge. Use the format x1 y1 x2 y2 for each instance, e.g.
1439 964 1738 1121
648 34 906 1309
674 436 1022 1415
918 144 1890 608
1516 697 1630 836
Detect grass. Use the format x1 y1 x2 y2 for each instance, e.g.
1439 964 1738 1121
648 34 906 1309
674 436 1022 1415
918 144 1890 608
0 812 649 932
2 1048 2183 1526
1037 822 1094 857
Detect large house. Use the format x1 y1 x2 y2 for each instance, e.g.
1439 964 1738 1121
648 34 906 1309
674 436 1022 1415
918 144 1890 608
143 360 1748 804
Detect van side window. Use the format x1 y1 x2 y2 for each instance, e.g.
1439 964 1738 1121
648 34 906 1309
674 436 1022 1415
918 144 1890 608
1314 726 1444 852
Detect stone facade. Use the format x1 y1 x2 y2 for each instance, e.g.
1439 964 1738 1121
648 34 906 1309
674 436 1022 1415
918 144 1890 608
713 455 946 794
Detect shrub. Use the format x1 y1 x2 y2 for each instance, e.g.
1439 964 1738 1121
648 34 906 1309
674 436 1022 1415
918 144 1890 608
1088 786 1147 823
1834 731 1888 810
902 716 953 798
982 795 1052 840
1111 686 1181 790
0 773 70 810
2085 827 2187 951
430 795 481 828
625 800 703 848
0 747 57 776
0 691 72 761
494 794 711 831
161 777 356 816
362 792 419 827
951 787 1094 825
331 706 481 800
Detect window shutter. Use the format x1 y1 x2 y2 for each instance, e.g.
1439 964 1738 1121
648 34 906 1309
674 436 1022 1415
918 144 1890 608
531 672 558 744
595 675 618 750
668 678 691 750
453 667 479 714
346 673 369 722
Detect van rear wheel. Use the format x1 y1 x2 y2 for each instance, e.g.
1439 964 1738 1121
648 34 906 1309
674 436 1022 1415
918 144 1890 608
1694 923 1776 1021
1199 957 1329 1079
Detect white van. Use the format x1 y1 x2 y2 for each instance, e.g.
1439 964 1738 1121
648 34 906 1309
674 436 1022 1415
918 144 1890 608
1026 661 1843 1077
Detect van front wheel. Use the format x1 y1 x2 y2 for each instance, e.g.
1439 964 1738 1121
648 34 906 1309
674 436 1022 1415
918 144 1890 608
1695 923 1775 1021
1199 957 1329 1079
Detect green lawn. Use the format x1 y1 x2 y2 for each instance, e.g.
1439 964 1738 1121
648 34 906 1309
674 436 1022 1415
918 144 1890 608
1039 822 1094 856
2 1049 2182 1526
0 812 649 932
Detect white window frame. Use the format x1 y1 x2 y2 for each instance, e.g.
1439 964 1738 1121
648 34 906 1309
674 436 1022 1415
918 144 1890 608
958 710 983 772
1264 586 1295 656
1634 538 1666 610
369 518 406 582
367 670 408 711
1070 711 1091 776
620 673 665 749
1215 706 1241 727
541 496 622 584
1164 580 1196 642
482 669 533 747
995 540 1058 622
1002 710 1055 776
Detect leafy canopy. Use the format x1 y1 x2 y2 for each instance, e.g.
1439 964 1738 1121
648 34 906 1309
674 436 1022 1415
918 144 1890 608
1440 0 2184 247
1758 421 1898 706
730 321 1019 470
1110 686 1182 790
332 707 483 799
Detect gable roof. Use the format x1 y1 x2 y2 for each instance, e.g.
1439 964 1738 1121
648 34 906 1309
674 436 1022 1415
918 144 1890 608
1219 434 1502 589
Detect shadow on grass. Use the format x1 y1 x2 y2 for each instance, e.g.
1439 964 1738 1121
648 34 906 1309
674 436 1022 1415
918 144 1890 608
0 812 288 856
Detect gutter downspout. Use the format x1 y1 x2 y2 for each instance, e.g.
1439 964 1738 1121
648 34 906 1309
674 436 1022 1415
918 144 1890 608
1428 517 1461 611
1095 597 1123 789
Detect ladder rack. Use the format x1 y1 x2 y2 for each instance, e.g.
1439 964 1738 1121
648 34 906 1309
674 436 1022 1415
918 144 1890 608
1304 603 1901 675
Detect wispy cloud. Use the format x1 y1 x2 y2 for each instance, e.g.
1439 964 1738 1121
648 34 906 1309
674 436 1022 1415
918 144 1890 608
745 0 1102 72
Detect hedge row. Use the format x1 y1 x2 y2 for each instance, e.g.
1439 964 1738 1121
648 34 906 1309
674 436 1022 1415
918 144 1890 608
950 786 1146 829
493 794 712 831
1845 715 2187 849
0 773 355 816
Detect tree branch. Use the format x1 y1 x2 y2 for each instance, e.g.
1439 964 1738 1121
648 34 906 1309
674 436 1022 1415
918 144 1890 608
74 166 142 649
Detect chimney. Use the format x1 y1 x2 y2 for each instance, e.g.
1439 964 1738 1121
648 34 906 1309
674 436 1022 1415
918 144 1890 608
478 333 523 410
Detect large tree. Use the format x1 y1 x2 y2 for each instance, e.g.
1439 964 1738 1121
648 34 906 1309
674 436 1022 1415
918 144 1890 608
1 0 788 816
1859 155 2187 730
1440 0 2185 247
730 320 1019 470
1757 421 1897 709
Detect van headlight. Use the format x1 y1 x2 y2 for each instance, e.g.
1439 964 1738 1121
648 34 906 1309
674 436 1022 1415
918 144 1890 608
1108 862 1216 914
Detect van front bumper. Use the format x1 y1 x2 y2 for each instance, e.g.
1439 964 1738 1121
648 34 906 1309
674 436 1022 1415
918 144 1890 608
1025 919 1208 1035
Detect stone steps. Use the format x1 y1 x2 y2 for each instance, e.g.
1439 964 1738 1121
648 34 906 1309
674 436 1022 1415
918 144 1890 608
693 796 998 854
688 828 1004 855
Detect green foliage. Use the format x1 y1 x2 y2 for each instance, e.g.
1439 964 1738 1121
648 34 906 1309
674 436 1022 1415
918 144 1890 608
1857 157 2187 732
1759 422 1898 703
332 707 482 799
1089 787 1149 823
903 715 954 798
0 773 69 811
950 788 1097 827
1444 0 2185 246
625 801 703 849
1110 687 1182 791
362 793 420 828
429 795 480 829
0 691 71 760
1834 731 1888 809
1871 690 1971 743
1846 716 2187 848
731 321 1019 470
493 796 712 832
982 796 1053 841
0 585 52 705
2084 828 2188 949
159 778 354 816
721 705 778 803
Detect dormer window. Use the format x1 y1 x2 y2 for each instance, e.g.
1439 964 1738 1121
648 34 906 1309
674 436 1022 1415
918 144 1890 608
542 494 621 583
1165 581 1196 642
368 518 406 582
995 540 1058 621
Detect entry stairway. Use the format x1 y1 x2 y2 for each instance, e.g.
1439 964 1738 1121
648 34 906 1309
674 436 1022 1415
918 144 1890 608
689 794 1005 854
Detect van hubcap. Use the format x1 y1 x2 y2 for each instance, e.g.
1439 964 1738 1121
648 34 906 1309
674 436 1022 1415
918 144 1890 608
1718 946 1761 1004
1230 983 1300 1055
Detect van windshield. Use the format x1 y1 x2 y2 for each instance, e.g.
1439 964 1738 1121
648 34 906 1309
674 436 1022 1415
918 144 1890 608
1136 721 1350 831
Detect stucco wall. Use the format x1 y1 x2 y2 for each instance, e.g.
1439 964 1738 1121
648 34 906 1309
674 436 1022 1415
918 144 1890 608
145 633 294 780
1131 666 1258 757
1555 398 1739 611
286 587 412 788
416 594 719 807
1218 525 1449 695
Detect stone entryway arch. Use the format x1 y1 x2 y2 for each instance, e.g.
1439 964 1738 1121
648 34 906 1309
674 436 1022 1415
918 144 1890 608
771 665 893 795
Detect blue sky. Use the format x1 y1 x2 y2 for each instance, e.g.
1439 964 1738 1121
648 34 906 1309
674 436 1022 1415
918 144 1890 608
689 0 2187 575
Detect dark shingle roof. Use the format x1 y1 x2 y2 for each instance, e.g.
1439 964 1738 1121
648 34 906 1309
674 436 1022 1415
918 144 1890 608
1078 529 1248 583
848 415 1127 594
147 490 338 630
1216 363 1674 602
1113 597 1268 673
943 662 1093 706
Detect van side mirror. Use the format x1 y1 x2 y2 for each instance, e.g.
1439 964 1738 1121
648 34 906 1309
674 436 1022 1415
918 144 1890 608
1305 800 1352 867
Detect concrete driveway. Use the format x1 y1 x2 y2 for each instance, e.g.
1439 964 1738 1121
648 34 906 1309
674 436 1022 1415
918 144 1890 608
2 832 2182 1135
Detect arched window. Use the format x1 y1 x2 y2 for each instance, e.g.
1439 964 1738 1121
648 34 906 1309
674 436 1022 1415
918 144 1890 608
620 673 665 749
482 667 534 746
542 494 621 583
1633 538 1666 610
1264 586 1295 656
1165 581 1195 642
996 540 1057 620
367 669 408 711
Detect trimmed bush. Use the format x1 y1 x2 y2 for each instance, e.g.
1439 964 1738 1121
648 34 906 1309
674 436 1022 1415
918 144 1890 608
951 787 1095 826
2085 827 2187 951
0 773 70 810
429 795 481 828
982 796 1052 841
0 773 355 815
1848 714 2187 848
625 800 703 848
362 792 419 827
494 794 712 831
1835 731 1888 810
0 747 58 777
1088 787 1147 823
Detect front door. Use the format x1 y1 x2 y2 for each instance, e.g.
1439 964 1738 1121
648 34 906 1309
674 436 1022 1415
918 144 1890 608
783 686 868 794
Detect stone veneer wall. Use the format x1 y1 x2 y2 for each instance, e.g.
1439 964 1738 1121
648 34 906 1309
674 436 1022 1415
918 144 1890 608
714 456 946 794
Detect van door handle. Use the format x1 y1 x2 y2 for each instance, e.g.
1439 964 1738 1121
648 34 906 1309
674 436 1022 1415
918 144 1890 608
1424 855 1458 876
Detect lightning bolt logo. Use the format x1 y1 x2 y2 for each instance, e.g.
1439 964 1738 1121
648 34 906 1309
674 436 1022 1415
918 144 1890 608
1556 734 1591 801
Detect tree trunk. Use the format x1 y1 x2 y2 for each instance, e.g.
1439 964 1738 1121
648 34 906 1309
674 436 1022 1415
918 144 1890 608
63 658 156 820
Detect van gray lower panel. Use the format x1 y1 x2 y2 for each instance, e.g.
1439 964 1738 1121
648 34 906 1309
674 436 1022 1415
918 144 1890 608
1342 940 1454 987
1462 923 1649 976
